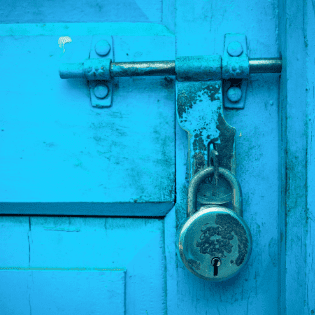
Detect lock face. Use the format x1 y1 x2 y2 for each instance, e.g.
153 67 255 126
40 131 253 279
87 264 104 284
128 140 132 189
177 166 252 281
178 206 252 281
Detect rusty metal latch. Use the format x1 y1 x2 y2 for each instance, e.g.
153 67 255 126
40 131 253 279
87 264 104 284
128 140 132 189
59 33 281 109
58 33 282 211
60 57 280 79
60 56 281 81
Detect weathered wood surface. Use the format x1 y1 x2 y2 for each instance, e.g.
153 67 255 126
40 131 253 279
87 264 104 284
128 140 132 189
0 23 175 216
0 0 162 24
306 1 315 313
0 0 314 313
279 0 315 314
171 0 281 313
0 217 166 314
0 269 126 315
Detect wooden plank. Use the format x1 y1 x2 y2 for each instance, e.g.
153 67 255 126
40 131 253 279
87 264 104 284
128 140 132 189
164 206 177 313
28 217 166 314
278 0 311 313
0 23 173 37
163 0 176 33
0 202 172 217
0 24 175 216
0 217 30 267
277 1 287 314
173 0 281 313
0 216 166 314
306 1 315 313
0 0 162 24
0 268 125 315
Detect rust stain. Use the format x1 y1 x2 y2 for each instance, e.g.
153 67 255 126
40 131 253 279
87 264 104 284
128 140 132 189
177 82 221 120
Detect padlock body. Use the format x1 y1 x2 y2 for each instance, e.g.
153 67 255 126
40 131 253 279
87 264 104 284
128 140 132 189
177 206 252 281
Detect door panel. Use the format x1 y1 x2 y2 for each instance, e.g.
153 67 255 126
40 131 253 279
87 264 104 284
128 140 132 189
0 0 162 23
172 0 281 313
0 23 175 216
0 0 312 313
279 0 315 313
0 216 166 314
0 269 125 315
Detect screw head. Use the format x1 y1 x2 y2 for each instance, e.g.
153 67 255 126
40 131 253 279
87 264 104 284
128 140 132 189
95 40 111 57
227 41 243 57
227 87 242 103
94 84 109 99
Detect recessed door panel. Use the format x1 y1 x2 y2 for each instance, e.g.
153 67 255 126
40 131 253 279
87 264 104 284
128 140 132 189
0 24 175 216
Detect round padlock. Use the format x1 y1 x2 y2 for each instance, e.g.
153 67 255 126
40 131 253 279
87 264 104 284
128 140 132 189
177 167 252 281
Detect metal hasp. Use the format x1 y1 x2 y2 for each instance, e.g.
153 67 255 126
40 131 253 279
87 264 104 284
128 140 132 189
176 61 236 204
174 33 283 204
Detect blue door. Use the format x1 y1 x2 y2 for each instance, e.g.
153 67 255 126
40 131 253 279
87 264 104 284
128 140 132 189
0 0 314 314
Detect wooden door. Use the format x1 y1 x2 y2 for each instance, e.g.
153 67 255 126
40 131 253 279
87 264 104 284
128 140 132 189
0 0 314 314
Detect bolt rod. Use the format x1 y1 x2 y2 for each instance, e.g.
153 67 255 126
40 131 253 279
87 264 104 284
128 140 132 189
59 58 282 79
248 58 282 74
111 61 176 77
110 58 282 77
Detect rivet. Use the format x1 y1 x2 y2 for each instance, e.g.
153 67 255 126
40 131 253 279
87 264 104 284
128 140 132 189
227 87 242 103
227 41 243 57
94 84 109 99
95 40 111 57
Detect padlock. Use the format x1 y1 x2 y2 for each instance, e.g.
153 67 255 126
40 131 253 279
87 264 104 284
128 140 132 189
177 166 252 281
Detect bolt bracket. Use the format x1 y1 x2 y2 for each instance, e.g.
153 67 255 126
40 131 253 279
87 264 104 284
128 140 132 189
223 79 248 109
59 33 270 110
88 35 113 108
222 34 248 109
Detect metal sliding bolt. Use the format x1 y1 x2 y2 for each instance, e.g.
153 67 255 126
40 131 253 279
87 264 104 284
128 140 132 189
60 59 282 79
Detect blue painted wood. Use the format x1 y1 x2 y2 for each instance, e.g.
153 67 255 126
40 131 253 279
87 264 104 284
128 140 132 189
0 23 173 37
0 202 172 216
0 0 313 313
0 216 166 314
0 217 30 267
0 269 125 315
306 2 315 313
171 0 281 313
0 23 175 216
0 0 162 23
164 207 177 313
279 0 315 314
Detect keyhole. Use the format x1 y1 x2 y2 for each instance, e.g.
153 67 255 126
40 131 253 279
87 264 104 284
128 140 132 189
211 257 221 277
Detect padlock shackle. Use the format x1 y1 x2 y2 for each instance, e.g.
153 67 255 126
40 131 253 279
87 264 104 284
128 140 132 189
187 167 242 217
